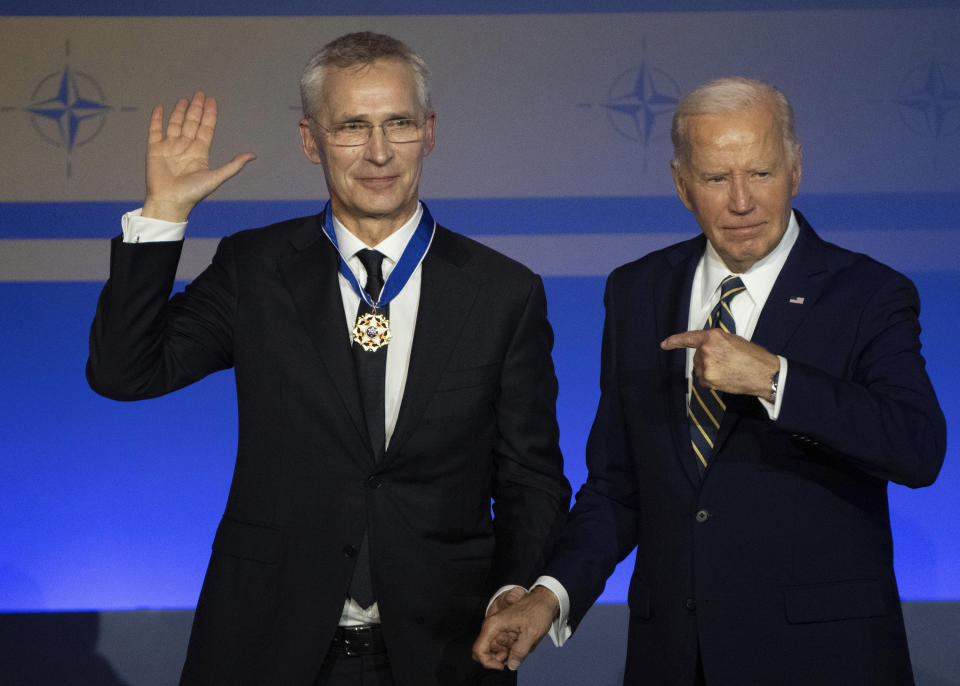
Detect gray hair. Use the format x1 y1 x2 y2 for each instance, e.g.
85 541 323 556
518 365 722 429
671 77 800 171
299 31 432 119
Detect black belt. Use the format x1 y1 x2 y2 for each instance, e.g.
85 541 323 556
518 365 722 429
330 625 386 657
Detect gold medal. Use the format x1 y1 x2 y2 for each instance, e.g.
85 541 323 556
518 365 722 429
353 312 392 352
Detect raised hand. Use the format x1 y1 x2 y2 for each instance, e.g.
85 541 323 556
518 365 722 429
473 585 558 672
142 91 256 222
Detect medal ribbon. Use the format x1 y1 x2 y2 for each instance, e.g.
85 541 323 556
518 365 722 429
321 202 436 309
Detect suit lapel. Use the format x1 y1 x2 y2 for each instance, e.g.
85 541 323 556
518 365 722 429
386 228 478 461
750 212 827 353
277 216 369 454
657 237 704 488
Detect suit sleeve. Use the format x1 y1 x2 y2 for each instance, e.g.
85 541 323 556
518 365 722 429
489 274 572 590
776 269 946 488
86 235 236 400
542 271 642 630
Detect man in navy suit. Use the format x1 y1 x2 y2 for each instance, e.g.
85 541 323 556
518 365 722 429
473 77 945 685
87 32 570 686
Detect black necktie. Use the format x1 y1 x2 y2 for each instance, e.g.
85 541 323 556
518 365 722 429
353 249 388 459
688 275 746 475
348 249 387 609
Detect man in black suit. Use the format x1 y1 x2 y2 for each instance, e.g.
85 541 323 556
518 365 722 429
87 32 570 686
473 77 945 685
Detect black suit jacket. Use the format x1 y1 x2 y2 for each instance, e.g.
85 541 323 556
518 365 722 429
87 212 571 686
544 212 945 685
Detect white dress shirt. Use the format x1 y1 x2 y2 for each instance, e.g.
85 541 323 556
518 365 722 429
122 204 427 626
536 212 800 646
330 206 422 451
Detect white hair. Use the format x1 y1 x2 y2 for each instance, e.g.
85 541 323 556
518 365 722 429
671 76 800 171
299 31 431 119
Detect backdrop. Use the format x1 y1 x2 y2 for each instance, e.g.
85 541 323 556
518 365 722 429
1 1 957 613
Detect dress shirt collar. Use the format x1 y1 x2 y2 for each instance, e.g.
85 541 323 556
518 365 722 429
700 210 800 308
332 203 424 279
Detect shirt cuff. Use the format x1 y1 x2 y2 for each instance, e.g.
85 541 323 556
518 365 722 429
758 355 788 419
532 575 572 647
486 584 523 615
122 208 187 243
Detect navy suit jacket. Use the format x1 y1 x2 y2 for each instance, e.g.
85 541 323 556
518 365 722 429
544 211 945 685
87 213 571 686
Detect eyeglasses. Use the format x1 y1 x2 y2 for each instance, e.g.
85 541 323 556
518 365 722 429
313 117 426 147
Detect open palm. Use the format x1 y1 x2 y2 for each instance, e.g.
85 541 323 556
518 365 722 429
143 91 255 222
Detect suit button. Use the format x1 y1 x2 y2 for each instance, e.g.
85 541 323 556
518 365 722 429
695 509 710 523
343 545 358 558
685 598 696 611
366 476 382 489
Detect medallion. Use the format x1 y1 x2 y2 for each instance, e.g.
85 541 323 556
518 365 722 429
320 201 436 354
353 312 392 352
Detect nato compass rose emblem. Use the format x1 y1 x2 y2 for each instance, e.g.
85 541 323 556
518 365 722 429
580 39 680 172
9 41 136 177
895 59 960 139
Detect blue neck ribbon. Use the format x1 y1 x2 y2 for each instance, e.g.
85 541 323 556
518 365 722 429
321 202 436 309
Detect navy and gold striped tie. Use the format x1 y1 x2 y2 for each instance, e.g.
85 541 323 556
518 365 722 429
689 275 746 474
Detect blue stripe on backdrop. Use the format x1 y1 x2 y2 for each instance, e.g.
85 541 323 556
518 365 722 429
1 193 958 239
0 1 955 16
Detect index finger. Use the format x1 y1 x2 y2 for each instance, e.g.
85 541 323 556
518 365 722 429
194 95 219 147
472 624 510 669
660 330 709 351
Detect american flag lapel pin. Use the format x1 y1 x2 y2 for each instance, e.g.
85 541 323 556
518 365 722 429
789 296 805 304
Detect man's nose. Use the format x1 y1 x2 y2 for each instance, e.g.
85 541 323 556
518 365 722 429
728 176 754 214
363 126 393 164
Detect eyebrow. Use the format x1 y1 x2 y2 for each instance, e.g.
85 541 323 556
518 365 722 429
332 111 418 123
698 165 776 177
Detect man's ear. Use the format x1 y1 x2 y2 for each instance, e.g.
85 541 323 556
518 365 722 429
421 111 436 157
790 146 802 197
299 120 323 164
671 160 694 212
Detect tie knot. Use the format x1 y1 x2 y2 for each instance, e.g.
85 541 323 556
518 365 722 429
720 275 746 303
356 249 385 300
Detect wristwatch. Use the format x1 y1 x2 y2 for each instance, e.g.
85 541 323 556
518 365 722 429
770 369 780 404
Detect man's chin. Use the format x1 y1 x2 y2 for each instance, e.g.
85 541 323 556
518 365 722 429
357 198 417 221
